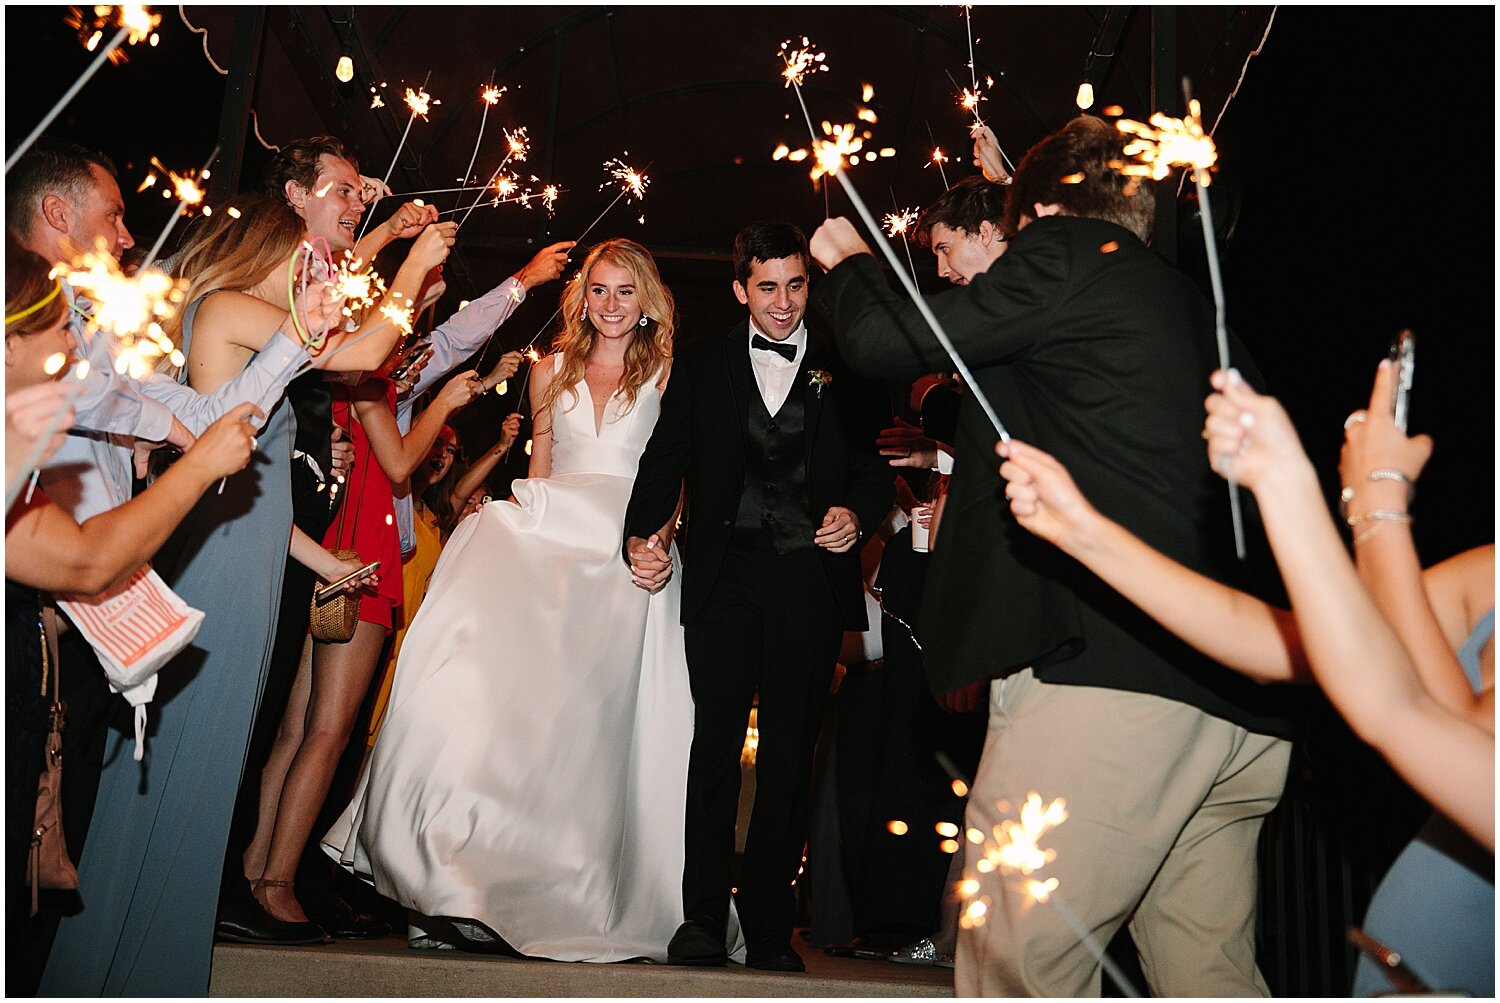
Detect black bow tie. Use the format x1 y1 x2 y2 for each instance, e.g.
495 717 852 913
751 333 796 362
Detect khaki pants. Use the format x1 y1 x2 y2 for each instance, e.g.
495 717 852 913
956 669 1290 997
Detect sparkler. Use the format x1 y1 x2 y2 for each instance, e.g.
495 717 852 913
927 145 951 189
358 75 438 240
7 5 162 172
956 792 1141 997
455 81 505 213
140 147 219 270
4 243 188 509
570 156 650 249
1115 85 1245 560
884 201 920 282
456 126 531 230
776 41 1008 438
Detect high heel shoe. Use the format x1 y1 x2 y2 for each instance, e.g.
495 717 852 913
215 879 330 945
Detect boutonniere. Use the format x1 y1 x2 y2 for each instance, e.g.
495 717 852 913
807 369 833 398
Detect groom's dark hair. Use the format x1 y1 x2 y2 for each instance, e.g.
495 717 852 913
732 221 810 286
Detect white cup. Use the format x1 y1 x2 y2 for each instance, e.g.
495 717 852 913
911 504 932 552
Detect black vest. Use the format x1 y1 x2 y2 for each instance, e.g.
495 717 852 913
733 367 817 552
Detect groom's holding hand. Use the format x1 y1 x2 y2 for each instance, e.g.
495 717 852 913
624 221 891 971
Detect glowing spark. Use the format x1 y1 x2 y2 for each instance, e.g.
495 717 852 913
505 126 530 162
787 149 809 163
136 173 156 192
1115 98 1217 185
879 147 896 158
57 244 186 344
861 82 875 102
991 792 1068 875
403 86 437 121
1026 877 1060 903
1102 104 1124 117
810 121 861 183
883 207 919 238
936 821 960 838
887 820 909 836
495 175 518 198
329 255 386 320
371 94 385 110
778 36 828 88
481 85 504 105
773 143 791 161
65 5 161 63
957 878 981 897
602 158 650 201
523 438 533 456
940 839 961 854
960 86 986 114
380 301 414 339
1060 172 1086 185
857 105 878 124
967 827 984 843
525 347 542 363
148 157 207 210
541 184 559 213
953 779 970 798
930 147 949 166
43 353 69 376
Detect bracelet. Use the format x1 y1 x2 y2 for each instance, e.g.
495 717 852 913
1339 470 1416 519
1346 508 1412 528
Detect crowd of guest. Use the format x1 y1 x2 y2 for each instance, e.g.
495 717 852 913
3 114 1491 1001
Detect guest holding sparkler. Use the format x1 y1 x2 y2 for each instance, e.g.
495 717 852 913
4 237 263 942
996 361 1493 994
810 116 1291 996
37 191 409 994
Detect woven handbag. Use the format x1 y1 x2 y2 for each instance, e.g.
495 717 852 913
309 547 361 643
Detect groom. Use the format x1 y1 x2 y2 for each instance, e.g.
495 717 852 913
624 221 891 971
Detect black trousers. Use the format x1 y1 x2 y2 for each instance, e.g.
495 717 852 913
680 543 843 948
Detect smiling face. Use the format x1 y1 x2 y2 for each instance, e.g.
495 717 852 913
583 259 643 341
929 221 1005 286
732 255 808 342
289 154 365 252
423 427 457 484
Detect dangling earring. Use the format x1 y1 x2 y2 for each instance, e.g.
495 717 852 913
581 306 588 321
638 315 649 328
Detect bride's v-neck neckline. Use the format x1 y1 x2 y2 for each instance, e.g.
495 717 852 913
581 374 621 437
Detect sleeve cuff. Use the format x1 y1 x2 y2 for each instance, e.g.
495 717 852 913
134 397 175 442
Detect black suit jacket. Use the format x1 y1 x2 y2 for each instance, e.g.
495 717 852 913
814 215 1289 737
623 321 892 629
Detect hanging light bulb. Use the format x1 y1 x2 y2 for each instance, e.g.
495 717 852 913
335 55 355 83
1075 80 1095 110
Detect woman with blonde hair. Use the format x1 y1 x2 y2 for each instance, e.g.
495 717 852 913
325 239 716 962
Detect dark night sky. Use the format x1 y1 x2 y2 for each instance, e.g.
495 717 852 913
5 6 1493 560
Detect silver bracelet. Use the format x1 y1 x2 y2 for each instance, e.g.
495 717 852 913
1368 468 1411 485
1346 508 1413 529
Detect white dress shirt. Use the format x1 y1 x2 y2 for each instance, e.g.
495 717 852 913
746 321 807 415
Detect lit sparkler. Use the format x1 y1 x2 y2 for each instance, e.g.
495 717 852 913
779 36 828 89
456 81 506 213
927 146 951 188
1116 88 1243 559
140 146 219 270
359 74 438 240
777 44 1009 440
7 5 162 172
64 4 160 63
569 156 651 248
455 127 532 230
885 203 920 281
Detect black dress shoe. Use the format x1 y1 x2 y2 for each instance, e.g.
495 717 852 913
746 943 806 972
215 898 331 946
306 893 393 940
667 920 728 966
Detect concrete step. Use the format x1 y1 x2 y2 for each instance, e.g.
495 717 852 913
210 935 954 998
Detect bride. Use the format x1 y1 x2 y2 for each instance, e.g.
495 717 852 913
325 239 720 963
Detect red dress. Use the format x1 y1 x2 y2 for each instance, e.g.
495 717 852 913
322 379 404 633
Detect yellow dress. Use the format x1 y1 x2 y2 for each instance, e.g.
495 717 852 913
366 503 444 746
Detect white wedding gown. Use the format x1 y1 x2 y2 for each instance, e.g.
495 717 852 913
325 372 717 962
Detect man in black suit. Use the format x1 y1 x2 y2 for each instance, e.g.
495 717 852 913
808 118 1291 996
623 222 891 972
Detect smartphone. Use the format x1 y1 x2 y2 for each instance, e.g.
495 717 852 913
314 560 381 604
1388 329 1416 433
390 343 433 382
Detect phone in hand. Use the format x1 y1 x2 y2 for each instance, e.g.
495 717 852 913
1388 329 1416 433
314 560 381 604
390 343 433 382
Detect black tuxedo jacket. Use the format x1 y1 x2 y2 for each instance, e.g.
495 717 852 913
623 321 892 629
814 215 1289 737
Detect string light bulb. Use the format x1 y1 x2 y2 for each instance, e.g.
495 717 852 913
1076 81 1095 110
335 55 354 83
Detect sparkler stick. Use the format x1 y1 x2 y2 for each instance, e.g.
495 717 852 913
925 123 951 189
456 127 530 231
357 75 436 241
456 83 504 213
571 158 650 249
1025 881 1141 997
433 186 559 219
822 139 1010 441
140 146 219 271
1115 82 1245 559
7 5 161 172
885 197 920 282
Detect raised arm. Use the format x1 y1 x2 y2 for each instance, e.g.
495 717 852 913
996 438 1307 682
1205 366 1494 851
1340 360 1494 731
353 372 477 485
451 413 523 511
5 403 261 595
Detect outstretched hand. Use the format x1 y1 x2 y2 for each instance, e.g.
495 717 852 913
1202 368 1312 492
996 438 1101 551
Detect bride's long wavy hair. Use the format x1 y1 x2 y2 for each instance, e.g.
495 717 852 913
536 239 674 420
